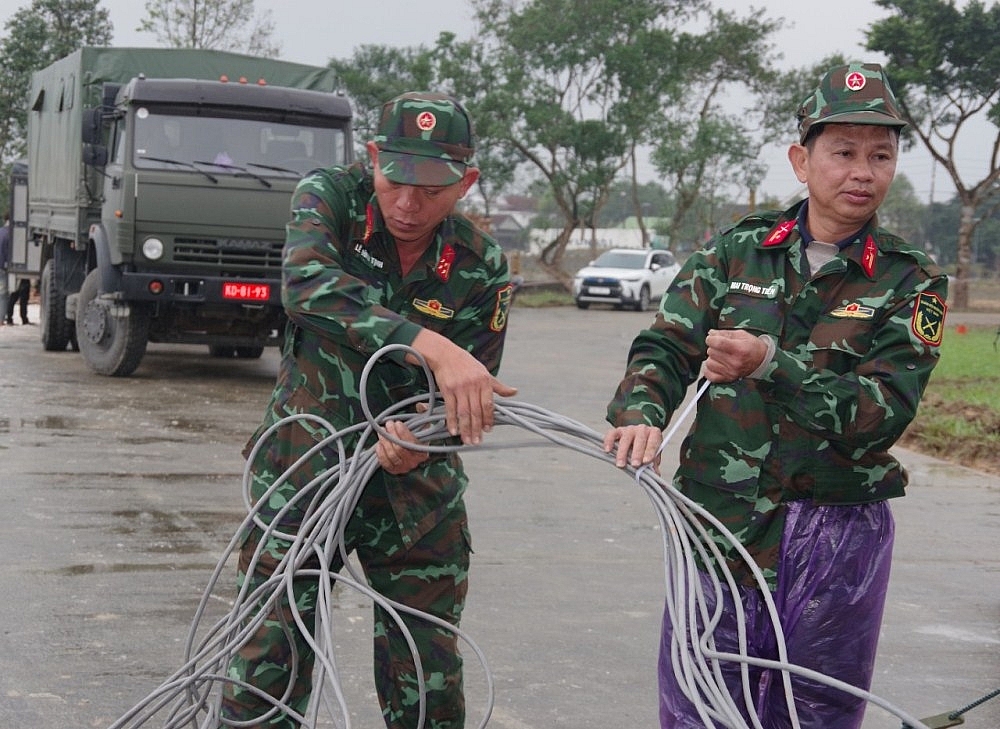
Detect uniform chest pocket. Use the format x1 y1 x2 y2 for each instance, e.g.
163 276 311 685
807 315 876 372
717 291 783 336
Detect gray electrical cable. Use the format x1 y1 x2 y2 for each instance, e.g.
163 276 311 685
106 346 932 729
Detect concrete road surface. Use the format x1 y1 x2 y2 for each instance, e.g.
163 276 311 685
0 304 997 728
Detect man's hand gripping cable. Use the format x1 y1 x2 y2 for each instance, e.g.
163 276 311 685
104 346 932 729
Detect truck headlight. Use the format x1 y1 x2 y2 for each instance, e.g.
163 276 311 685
142 237 164 260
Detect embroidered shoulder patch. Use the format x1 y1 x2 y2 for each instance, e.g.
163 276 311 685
911 292 946 346
490 284 514 332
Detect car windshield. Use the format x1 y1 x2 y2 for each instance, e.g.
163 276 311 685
592 251 646 269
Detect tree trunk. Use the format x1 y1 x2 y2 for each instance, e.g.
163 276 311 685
540 221 577 288
630 148 649 247
952 203 975 310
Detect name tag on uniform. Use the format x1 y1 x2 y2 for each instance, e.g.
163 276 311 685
353 243 385 270
729 281 779 298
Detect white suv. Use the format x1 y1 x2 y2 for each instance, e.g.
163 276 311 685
572 248 680 311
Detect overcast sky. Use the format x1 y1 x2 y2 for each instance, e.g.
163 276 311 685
0 0 986 205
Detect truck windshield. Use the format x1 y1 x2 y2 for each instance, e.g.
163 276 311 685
132 108 347 177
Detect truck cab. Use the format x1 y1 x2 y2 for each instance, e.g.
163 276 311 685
69 78 352 373
25 48 353 376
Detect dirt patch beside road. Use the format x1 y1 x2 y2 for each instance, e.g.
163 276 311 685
899 394 1000 476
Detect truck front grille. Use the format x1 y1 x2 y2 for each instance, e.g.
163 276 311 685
174 237 284 270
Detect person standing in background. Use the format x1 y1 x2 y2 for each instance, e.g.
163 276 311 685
6 277 32 326
0 214 11 327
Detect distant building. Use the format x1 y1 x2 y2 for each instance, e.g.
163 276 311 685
480 194 537 251
488 212 529 251
527 227 647 255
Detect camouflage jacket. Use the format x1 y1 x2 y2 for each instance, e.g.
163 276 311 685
244 162 512 549
607 200 948 587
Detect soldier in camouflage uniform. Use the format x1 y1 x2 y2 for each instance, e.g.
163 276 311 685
221 92 517 729
604 64 948 729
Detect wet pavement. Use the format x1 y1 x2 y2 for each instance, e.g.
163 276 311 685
0 304 997 729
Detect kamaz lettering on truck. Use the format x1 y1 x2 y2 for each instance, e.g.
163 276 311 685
23 47 353 376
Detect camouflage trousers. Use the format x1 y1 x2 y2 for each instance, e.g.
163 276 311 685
220 475 472 729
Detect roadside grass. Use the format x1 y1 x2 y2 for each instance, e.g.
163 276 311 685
900 325 1000 474
514 288 573 307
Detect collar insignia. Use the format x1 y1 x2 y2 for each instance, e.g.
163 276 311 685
861 234 877 277
363 203 374 244
435 244 456 282
763 220 796 246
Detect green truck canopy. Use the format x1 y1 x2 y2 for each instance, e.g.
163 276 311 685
69 46 339 101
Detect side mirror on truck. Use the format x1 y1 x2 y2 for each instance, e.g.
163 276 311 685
83 143 108 167
82 107 103 145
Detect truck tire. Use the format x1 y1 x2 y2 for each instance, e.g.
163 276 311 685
76 269 150 377
40 260 74 351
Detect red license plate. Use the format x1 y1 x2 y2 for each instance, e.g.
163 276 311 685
222 282 271 301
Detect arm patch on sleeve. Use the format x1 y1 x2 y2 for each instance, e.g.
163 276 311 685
490 284 514 332
911 291 946 346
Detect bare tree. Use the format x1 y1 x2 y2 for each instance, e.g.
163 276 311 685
137 0 280 58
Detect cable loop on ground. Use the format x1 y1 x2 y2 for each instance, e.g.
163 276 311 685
108 345 933 729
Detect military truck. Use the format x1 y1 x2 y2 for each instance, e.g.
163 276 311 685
19 47 353 376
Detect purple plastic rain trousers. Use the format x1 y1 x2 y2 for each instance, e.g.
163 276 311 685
659 499 895 729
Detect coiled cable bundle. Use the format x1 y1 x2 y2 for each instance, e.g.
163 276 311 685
107 346 932 729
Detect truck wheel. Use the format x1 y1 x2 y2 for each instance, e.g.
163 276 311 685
40 260 74 351
76 269 150 377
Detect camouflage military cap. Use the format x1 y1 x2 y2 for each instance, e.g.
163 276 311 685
373 91 475 186
796 63 907 143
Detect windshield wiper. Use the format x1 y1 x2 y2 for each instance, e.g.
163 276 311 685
193 160 272 188
139 155 218 183
247 162 302 176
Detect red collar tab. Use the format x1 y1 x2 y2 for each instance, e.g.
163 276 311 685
861 234 877 277
763 220 796 247
363 203 374 245
435 243 456 282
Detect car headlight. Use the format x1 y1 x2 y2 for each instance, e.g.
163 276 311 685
142 237 165 260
